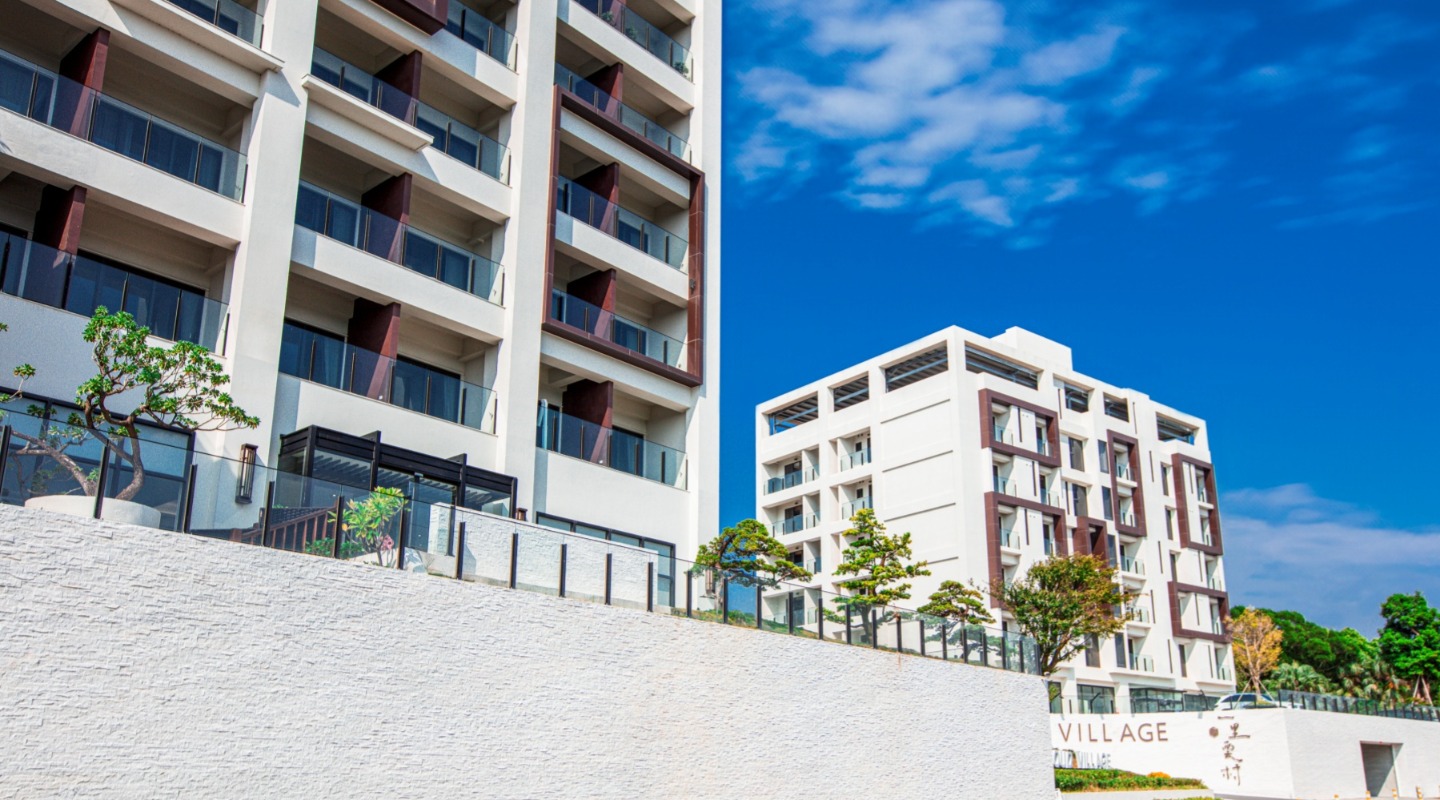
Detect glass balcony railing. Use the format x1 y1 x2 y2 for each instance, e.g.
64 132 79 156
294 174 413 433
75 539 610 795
777 515 816 534
295 182 503 305
554 176 687 269
991 424 1013 445
310 49 510 183
1119 511 1137 526
1196 485 1212 504
1129 654 1155 673
841 496 873 519
764 469 815 494
536 404 687 489
1207 576 1225 591
1120 557 1145 575
550 289 683 368
444 3 516 68
554 64 689 160
999 529 1019 548
279 322 497 432
1130 606 1152 623
839 448 871 471
1115 462 1134 480
993 477 1016 496
572 0 693 79
0 231 228 351
0 50 247 199
164 0 262 47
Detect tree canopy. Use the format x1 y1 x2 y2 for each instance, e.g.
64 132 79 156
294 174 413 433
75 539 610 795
994 554 1133 677
694 518 813 588
918 580 994 625
1378 592 1440 705
1230 608 1284 696
831 508 929 612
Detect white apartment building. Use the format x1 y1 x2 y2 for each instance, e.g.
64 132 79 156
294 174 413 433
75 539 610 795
0 0 720 585
755 327 1235 712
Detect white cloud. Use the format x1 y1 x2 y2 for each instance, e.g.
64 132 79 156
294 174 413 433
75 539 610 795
1020 25 1126 85
1223 484 1440 633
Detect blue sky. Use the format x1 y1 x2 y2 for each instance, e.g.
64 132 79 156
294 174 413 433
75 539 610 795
716 0 1440 634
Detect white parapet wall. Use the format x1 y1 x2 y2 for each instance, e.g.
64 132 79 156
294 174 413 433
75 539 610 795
1052 709 1440 799
0 506 1055 799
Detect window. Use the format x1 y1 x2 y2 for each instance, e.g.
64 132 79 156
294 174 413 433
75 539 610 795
1165 509 1176 540
1101 486 1113 521
1160 464 1171 496
1043 522 1056 555
1158 416 1197 444
766 395 819 434
832 376 870 410
1066 436 1085 470
1077 684 1114 714
965 345 1039 389
1177 644 1188 678
884 345 949 391
1097 441 1109 474
1083 635 1101 668
1068 482 1089 517
1062 382 1091 412
1103 395 1129 421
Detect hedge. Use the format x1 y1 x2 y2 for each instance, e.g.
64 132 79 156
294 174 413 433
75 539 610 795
1055 768 1207 792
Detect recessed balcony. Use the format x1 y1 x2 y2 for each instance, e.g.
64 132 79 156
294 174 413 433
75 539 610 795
555 64 688 161
555 176 686 270
840 496 872 520
162 0 263 47
444 1 517 68
550 288 684 369
279 321 497 432
571 0 692 80
0 50 247 200
536 403 687 489
295 182 504 306
776 514 817 535
763 468 816 495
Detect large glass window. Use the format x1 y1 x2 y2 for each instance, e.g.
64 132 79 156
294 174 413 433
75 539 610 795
1077 684 1115 714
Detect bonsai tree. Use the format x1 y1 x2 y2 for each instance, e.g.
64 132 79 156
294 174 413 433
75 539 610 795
1229 607 1284 697
0 320 35 404
994 554 1134 680
919 580 995 625
694 518 813 588
11 308 258 502
1378 592 1440 705
830 508 930 644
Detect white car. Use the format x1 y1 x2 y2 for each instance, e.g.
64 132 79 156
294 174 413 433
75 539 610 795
1216 692 1280 710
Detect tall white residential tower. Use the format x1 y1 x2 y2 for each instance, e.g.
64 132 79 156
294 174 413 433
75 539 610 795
0 0 720 580
755 327 1234 712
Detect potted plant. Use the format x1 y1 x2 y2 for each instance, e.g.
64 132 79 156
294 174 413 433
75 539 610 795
11 308 258 527
308 487 405 566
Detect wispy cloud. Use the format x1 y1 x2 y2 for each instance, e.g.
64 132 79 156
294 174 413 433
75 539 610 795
1223 485 1440 633
730 0 1438 243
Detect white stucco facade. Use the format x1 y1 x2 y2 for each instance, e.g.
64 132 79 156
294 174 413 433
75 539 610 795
0 0 720 560
1052 709 1440 800
755 326 1236 711
0 506 1056 798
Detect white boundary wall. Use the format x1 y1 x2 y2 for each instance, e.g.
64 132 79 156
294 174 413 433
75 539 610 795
0 506 1054 798
1052 709 1440 799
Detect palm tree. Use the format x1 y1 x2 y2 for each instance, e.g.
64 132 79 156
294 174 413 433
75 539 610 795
1265 662 1332 694
1339 654 1413 704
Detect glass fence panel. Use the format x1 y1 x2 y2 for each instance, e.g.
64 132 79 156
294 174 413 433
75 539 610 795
553 65 689 161
165 0 263 46
572 0 691 80
445 4 515 67
550 290 683 368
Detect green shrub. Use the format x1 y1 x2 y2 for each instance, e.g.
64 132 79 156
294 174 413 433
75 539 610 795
1055 768 1206 792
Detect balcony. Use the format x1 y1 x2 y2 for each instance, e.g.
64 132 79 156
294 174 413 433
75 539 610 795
1115 462 1134 481
1207 576 1225 591
279 322 497 432
1128 654 1155 673
1129 606 1153 624
776 515 816 535
1119 557 1146 576
296 183 503 305
310 49 510 183
555 176 687 270
839 447 871 471
536 405 687 488
571 0 692 80
999 529 1021 549
164 0 263 47
993 477 1018 497
841 496 873 519
445 3 516 68
0 231 227 351
555 65 689 160
764 469 815 495
1216 665 1234 682
550 289 683 368
1119 511 1137 527
1196 485 1212 504
0 50 247 200
991 424 1014 445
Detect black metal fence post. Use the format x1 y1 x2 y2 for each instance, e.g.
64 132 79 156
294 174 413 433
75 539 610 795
941 622 949 660
330 495 344 559
604 553 613 605
558 542 568 597
754 584 762 630
721 577 729 623
895 613 903 652
180 463 198 534
871 610 878 649
395 503 410 569
0 425 13 482
980 629 990 667
787 591 795 635
508 532 519 588
685 571 693 617
646 562 654 612
259 480 275 547
91 446 111 519
919 619 926 657
1019 636 1027 673
817 595 824 640
454 522 467 580
845 603 852 645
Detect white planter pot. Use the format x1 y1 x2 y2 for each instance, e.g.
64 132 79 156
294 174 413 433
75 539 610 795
25 495 164 529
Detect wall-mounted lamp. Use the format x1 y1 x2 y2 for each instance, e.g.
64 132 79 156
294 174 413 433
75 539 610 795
236 443 258 504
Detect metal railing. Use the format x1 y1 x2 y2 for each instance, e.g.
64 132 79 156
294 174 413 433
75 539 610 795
839 447 871 471
776 515 816 534
554 64 689 160
999 529 1020 549
1120 556 1145 575
0 231 228 351
554 176 687 269
572 0 692 79
536 404 687 489
841 496 873 519
764 469 816 494
1129 654 1155 672
165 0 262 46
0 49 247 199
310 49 510 183
295 182 504 305
445 3 516 67
279 322 498 432
550 289 684 368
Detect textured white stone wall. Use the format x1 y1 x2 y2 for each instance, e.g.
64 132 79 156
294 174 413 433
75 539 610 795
0 506 1054 799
